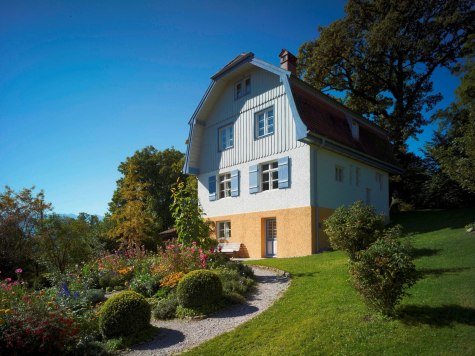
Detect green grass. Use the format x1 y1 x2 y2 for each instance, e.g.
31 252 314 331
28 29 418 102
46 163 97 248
187 208 475 355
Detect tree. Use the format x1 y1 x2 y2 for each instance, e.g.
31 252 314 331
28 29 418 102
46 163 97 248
298 0 473 153
107 147 186 247
36 214 100 274
427 38 475 192
0 186 51 276
170 177 213 247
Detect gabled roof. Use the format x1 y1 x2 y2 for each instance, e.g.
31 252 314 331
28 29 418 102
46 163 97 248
183 52 402 175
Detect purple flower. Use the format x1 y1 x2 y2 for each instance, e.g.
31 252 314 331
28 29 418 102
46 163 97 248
15 268 23 274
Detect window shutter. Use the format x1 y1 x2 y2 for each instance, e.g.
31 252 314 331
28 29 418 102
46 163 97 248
249 165 259 194
231 170 240 197
278 156 290 189
208 175 216 201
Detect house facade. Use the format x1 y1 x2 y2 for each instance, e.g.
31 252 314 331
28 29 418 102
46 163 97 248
184 51 401 258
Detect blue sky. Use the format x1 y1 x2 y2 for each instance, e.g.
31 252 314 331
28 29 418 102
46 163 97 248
0 0 460 215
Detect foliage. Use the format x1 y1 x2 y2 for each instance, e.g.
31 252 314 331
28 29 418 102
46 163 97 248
99 290 151 339
349 236 418 316
107 146 186 248
427 37 475 193
157 240 214 274
129 259 161 297
298 0 473 153
176 269 223 308
0 186 51 278
0 274 83 354
323 201 385 259
36 214 100 274
215 267 254 297
170 177 214 247
152 294 179 320
160 271 185 288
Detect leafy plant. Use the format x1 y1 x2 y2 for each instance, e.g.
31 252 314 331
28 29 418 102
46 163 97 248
349 237 418 316
323 201 385 260
153 295 179 320
99 290 151 338
176 270 222 308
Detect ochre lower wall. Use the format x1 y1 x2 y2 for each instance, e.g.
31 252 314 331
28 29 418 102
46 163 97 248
209 206 314 258
209 206 337 258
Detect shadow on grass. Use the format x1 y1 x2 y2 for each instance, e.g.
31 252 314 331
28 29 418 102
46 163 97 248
418 266 471 278
410 247 441 259
392 208 475 235
398 304 475 327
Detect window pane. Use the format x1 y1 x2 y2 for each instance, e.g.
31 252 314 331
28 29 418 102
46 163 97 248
262 164 269 171
272 180 279 189
272 161 278 169
272 171 278 180
262 172 269 182
263 182 269 191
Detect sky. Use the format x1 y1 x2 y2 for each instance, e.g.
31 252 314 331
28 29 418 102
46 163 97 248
0 0 460 215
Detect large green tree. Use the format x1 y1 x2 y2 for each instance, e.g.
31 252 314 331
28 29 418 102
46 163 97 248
107 146 186 247
298 0 473 153
427 38 475 193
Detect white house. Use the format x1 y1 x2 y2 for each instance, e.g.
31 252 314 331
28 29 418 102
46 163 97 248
183 50 401 258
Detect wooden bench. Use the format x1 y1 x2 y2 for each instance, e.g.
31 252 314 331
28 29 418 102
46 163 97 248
217 242 242 257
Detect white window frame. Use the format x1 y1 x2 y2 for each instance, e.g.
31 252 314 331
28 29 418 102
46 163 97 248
218 124 234 151
235 77 251 100
335 165 344 183
255 107 275 138
218 172 232 199
375 172 383 191
217 221 231 241
261 160 279 191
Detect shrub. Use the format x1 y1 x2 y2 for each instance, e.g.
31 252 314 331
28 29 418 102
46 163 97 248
99 291 151 338
215 268 254 297
153 295 179 320
349 237 418 316
323 201 385 259
176 270 222 308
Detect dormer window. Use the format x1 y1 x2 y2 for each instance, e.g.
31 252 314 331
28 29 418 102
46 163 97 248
235 77 251 100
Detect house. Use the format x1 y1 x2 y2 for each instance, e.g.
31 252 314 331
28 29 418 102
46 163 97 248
183 50 401 258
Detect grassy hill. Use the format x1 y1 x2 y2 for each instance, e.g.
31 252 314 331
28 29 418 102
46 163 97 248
187 209 475 355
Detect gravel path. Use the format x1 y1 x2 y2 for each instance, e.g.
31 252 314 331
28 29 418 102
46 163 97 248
128 266 290 355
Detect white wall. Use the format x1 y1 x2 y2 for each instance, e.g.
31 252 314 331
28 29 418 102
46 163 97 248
198 67 305 174
198 145 311 217
311 147 390 216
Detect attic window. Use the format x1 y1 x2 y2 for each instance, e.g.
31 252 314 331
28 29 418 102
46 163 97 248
351 121 360 140
235 77 251 99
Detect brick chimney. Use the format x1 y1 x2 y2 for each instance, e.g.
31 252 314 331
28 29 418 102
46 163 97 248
279 49 297 75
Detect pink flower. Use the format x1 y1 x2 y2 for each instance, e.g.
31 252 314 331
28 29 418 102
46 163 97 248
15 268 23 274
5 278 12 283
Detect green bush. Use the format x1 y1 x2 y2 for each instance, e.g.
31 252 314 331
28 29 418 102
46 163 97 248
349 237 418 316
153 295 178 320
323 201 385 259
99 291 151 338
176 270 222 308
215 268 254 296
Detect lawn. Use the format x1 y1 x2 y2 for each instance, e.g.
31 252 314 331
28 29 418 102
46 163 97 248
187 208 475 355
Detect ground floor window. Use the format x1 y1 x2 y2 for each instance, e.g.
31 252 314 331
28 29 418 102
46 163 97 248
217 221 231 241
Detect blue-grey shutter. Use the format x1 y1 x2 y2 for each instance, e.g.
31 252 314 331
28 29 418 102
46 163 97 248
278 156 290 189
231 170 240 197
249 165 259 194
208 175 216 201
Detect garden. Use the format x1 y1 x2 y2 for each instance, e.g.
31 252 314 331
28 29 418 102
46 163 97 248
0 241 255 354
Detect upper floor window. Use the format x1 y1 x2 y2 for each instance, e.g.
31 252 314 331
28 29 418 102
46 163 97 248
217 221 231 241
235 77 251 100
335 165 344 183
375 172 383 191
261 161 279 191
219 172 232 199
218 124 234 151
255 107 274 138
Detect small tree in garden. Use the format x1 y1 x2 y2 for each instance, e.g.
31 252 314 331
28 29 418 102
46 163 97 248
170 177 213 247
323 201 385 260
349 236 418 316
